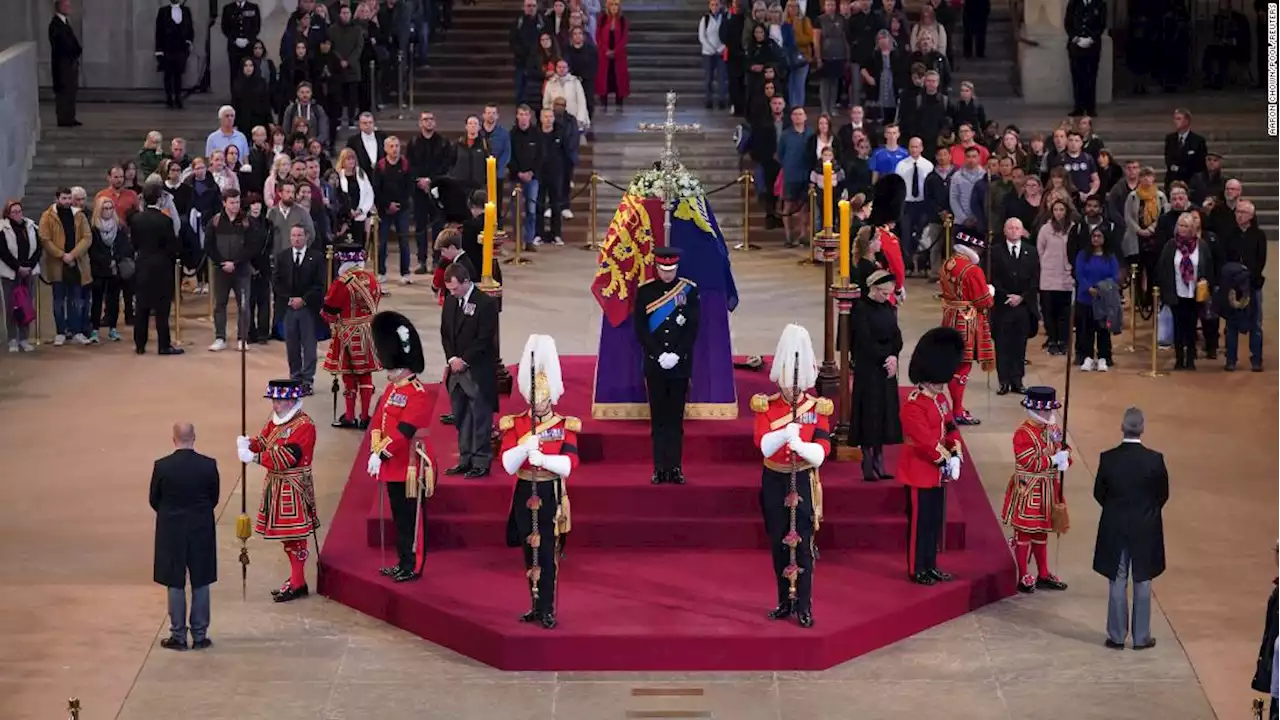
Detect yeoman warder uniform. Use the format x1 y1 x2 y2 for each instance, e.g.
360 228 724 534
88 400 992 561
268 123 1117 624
365 311 437 583
499 334 578 629
752 324 833 628
634 246 700 485
237 379 320 602
1001 385 1071 594
897 327 965 586
939 230 994 426
320 242 383 429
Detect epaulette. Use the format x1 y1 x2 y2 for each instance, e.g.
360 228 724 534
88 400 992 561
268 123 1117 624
563 416 582 432
750 393 771 413
410 378 425 392
814 397 834 416
498 415 516 431
680 277 698 288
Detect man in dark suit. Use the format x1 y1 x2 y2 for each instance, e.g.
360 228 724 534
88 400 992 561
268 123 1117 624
220 0 262 92
130 183 185 355
990 217 1039 395
1163 108 1209 191
1092 407 1168 650
440 263 499 478
155 0 195 109
150 421 220 651
48 0 82 128
273 225 325 393
634 247 701 484
1064 0 1107 117
346 113 387 176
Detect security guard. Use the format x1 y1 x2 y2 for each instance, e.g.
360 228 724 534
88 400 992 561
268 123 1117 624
634 246 700 485
220 0 262 91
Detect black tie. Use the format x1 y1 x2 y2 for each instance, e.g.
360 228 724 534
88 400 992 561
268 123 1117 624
1011 244 1018 259
912 161 922 198
295 250 303 267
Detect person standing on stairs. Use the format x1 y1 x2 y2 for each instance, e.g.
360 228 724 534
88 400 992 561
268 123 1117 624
1064 0 1107 118
155 0 195 110
753 324 832 628
221 0 262 96
700 0 729 110
961 0 990 59
48 0 82 128
595 0 630 111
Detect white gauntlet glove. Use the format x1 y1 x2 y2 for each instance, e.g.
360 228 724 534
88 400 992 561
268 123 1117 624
367 453 382 478
1052 450 1070 472
947 455 961 481
237 447 256 464
528 449 546 468
236 435 250 452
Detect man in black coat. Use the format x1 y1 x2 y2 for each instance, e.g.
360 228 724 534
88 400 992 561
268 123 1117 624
440 263 499 478
989 217 1039 395
719 0 747 116
1064 0 1107 117
407 110 456 273
346 113 387 177
634 247 701 484
48 0 82 128
273 225 326 392
131 183 185 355
1163 108 1209 191
1092 407 1167 650
150 421 220 651
221 0 262 92
155 0 195 109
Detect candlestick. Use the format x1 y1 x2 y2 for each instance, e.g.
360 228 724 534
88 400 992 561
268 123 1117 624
486 156 498 206
838 200 851 281
482 201 496 279
822 161 833 231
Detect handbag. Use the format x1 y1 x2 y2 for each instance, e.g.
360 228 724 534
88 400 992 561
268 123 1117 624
10 280 35 326
118 257 136 281
1157 304 1174 346
1195 277 1210 303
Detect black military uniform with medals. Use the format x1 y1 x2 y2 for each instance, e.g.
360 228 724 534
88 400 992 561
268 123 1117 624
634 247 700 485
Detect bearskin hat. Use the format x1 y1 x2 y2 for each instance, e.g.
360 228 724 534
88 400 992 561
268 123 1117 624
908 326 965 385
868 174 906 228
371 310 426 374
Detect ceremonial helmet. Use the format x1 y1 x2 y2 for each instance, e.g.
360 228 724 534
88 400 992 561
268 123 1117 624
371 310 426 374
1021 386 1061 412
265 378 305 400
333 240 366 265
769 324 818 392
908 326 965 385
518 334 564 406
868 174 906 229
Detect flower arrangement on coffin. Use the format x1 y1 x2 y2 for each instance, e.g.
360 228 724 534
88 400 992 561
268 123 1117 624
627 162 705 201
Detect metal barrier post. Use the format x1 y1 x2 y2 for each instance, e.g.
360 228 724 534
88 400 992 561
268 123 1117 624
1140 287 1164 377
583 173 598 251
513 185 524 253
408 42 416 111
368 59 377 111
32 276 42 345
206 259 215 320
395 51 406 120
1125 263 1138 353
736 173 754 251
173 265 182 346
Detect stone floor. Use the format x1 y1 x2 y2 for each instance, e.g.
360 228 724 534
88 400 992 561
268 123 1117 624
0 236 1272 720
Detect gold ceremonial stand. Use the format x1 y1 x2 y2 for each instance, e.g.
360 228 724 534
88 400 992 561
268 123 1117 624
583 173 599 251
814 228 840 400
497 189 521 265
735 173 756 252
831 280 862 461
1139 287 1165 378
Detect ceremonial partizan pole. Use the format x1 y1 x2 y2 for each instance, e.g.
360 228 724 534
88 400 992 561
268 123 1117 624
1125 263 1138 353
584 172 599 251
236 311 251 600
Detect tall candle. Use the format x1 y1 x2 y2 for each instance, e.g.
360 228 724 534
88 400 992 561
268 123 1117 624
482 202 496 280
822 161 834 232
485 156 497 206
838 199 851 281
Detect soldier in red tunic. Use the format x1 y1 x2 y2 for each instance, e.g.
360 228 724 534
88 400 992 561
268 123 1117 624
939 230 995 426
1002 386 1072 594
237 379 319 602
499 334 578 630
897 327 966 586
365 311 437 582
752 324 832 628
320 242 383 429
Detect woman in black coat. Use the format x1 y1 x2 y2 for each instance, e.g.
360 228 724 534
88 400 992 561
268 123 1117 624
233 57 275 135
848 270 903 481
1252 545 1278 717
1155 212 1216 370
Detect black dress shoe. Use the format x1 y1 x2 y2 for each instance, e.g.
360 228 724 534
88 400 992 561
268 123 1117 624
273 584 310 603
1132 638 1157 650
928 568 954 582
539 613 557 629
392 568 420 583
192 638 213 650
463 467 490 479
668 468 686 485
357 417 371 430
909 571 937 586
440 413 456 425
796 612 814 628
519 609 539 623
1104 638 1125 650
996 385 1011 396
158 346 185 355
766 603 792 620
1016 579 1036 594
379 565 402 577
1035 575 1068 591
651 470 667 485
1011 384 1028 395
135 347 146 355
160 637 188 651
954 412 981 426
444 464 469 475
332 415 360 429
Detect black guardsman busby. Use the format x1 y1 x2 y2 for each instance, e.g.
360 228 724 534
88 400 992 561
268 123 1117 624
499 334 578 629
752 324 833 629
939 230 995 426
869 173 907 297
366 311 437 582
1002 385 1072 594
238 378 319 602
634 246 701 485
897 326 966 586
320 241 383 429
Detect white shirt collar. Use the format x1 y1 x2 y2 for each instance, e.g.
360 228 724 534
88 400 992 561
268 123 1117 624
1121 438 1142 444
459 283 474 305
171 5 183 22
272 401 302 425
56 13 69 23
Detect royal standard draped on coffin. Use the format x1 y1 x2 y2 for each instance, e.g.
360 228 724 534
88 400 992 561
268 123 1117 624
589 168 739 420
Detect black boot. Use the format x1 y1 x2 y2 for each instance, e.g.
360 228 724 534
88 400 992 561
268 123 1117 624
767 601 793 620
796 611 814 628
651 469 667 484
273 584 310 603
860 447 879 481
872 446 893 480
539 612 557 629
669 467 686 485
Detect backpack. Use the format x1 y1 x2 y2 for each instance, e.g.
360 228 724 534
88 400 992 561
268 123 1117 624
377 156 409 174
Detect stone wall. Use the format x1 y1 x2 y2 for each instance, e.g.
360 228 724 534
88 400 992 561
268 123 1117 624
0 42 40 204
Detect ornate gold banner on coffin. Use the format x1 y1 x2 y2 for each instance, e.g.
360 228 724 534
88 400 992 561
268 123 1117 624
590 401 739 420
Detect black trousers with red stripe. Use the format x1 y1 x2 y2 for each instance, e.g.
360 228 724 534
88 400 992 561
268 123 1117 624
760 468 816 613
386 481 427 574
906 485 945 576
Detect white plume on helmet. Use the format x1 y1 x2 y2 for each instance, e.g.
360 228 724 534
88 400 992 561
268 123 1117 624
517 334 564 405
769 324 818 391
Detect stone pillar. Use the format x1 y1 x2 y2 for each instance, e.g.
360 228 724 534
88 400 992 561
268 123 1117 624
1018 0 1113 107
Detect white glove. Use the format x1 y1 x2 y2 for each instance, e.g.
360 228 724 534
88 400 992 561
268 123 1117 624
235 37 249 48
988 284 996 298
522 435 540 453
237 447 256 464
788 436 827 467
759 428 791 458
528 449 545 468
947 455 961 481
367 453 382 477
1052 450 1070 472
896 286 906 303
658 352 678 370
785 422 801 440
236 435 250 452
240 163 252 172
